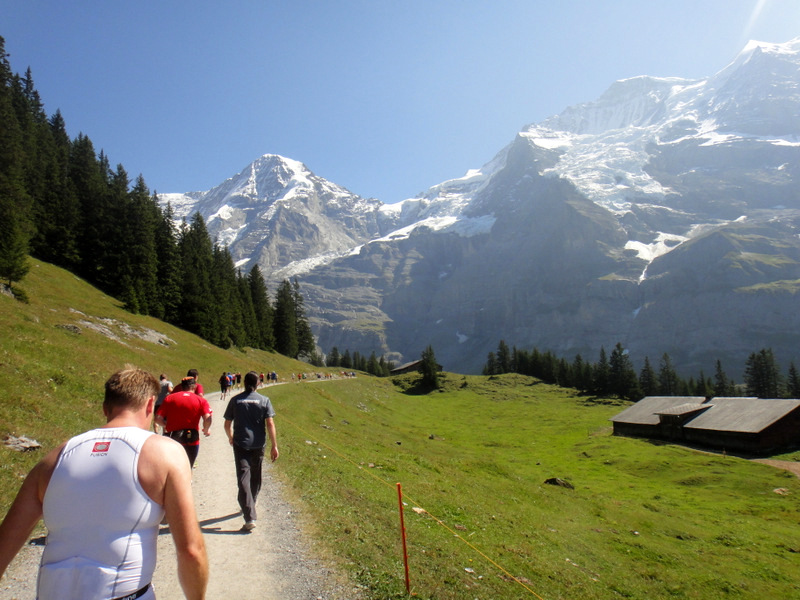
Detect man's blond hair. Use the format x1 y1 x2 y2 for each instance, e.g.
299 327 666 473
104 366 159 411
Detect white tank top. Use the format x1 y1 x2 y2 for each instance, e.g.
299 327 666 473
38 427 163 600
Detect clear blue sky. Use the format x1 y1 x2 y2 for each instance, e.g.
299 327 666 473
4 0 799 203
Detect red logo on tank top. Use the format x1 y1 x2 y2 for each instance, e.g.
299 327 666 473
92 441 111 453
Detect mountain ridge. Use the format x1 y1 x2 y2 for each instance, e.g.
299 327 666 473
160 38 800 377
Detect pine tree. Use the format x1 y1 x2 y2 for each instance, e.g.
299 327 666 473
713 360 733 397
273 279 298 358
117 175 160 314
572 354 593 393
153 201 181 322
592 347 610 396
248 265 275 350
176 213 215 339
483 351 498 376
496 340 511 374
211 244 246 348
326 347 341 367
29 110 80 268
0 37 31 290
787 363 800 398
378 356 390 377
236 269 259 347
367 352 380 375
639 356 658 397
744 348 781 398
420 345 440 389
694 370 713 398
292 278 315 358
609 342 640 400
70 134 110 283
658 353 680 396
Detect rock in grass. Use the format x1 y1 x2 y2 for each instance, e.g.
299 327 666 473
544 477 574 489
4 435 42 452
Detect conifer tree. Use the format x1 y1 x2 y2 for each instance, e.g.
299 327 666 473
326 347 341 367
658 353 680 396
176 213 215 339
153 201 181 322
713 360 733 397
341 349 353 369
29 110 80 268
420 345 440 389
378 355 390 377
592 347 610 396
70 134 110 283
496 340 511 374
292 278 315 358
609 343 640 400
119 175 160 314
273 279 298 358
483 351 498 376
211 244 246 348
236 269 259 347
367 352 380 376
248 264 275 350
572 354 593 393
744 348 781 398
638 356 658 397
787 363 800 398
693 370 713 397
0 37 31 289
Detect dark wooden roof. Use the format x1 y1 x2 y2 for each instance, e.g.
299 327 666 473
654 403 709 416
609 397 707 425
684 398 800 433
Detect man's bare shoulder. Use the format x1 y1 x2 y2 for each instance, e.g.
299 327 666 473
142 432 186 459
139 433 191 504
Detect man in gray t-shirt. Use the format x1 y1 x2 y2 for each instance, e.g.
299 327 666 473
223 371 279 531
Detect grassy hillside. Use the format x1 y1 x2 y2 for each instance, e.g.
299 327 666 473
0 258 315 511
3 259 800 599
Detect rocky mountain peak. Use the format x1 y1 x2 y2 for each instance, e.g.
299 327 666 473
160 39 800 378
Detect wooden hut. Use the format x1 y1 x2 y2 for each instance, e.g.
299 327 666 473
610 396 800 454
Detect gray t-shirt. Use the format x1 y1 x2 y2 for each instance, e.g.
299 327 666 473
223 390 275 450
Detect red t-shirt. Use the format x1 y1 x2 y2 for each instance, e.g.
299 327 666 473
173 381 204 396
157 391 212 445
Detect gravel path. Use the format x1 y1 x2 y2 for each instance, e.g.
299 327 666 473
1 389 364 600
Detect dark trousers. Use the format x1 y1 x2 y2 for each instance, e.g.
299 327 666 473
184 444 199 468
233 444 264 522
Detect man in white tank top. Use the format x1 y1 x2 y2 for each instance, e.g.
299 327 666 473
0 367 208 599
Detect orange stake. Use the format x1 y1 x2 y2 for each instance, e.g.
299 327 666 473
397 483 411 594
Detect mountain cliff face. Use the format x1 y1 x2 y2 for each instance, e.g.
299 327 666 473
161 39 800 377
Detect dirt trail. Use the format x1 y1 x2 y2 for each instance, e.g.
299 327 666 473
752 458 800 479
1 387 361 600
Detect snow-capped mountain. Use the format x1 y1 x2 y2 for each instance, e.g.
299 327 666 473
161 155 385 278
161 39 800 377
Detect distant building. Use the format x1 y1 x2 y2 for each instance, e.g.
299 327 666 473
610 396 800 455
390 360 442 376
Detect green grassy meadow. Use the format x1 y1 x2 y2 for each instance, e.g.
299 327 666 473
3 259 800 599
271 376 800 599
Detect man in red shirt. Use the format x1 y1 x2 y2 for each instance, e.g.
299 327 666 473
173 369 205 396
156 377 212 468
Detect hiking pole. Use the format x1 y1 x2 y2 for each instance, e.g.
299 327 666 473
397 483 411 595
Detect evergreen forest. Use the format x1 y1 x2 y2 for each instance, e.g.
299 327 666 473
0 36 314 357
484 341 800 401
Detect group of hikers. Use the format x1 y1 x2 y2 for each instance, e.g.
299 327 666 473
0 364 279 599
